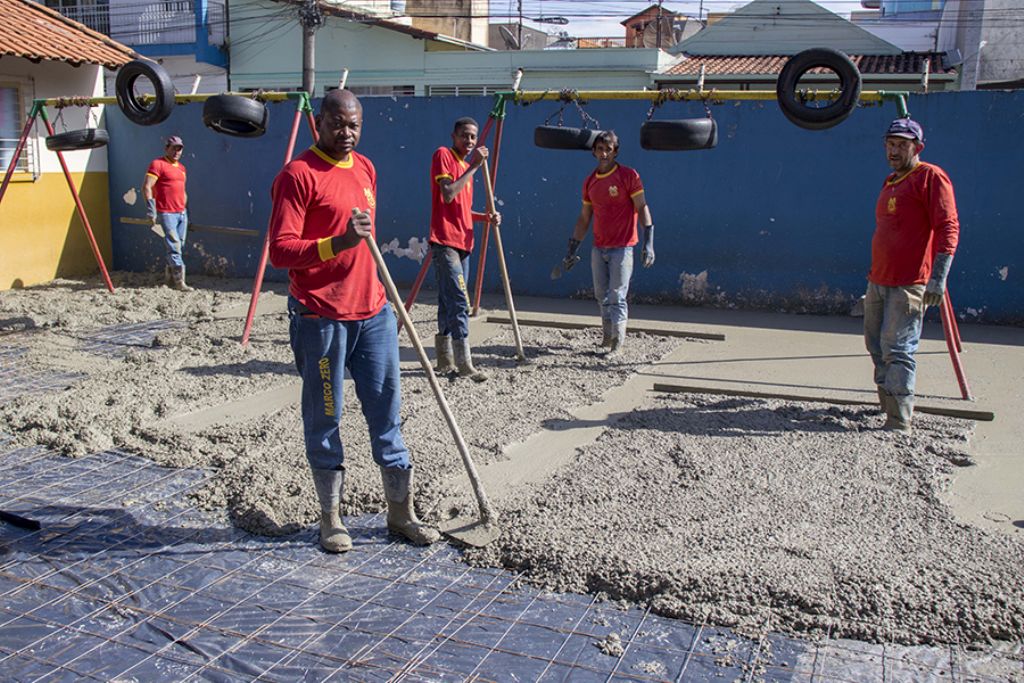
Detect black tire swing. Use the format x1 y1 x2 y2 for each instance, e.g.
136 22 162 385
45 128 109 152
640 91 718 151
776 48 862 131
202 95 269 138
115 59 175 126
533 91 604 150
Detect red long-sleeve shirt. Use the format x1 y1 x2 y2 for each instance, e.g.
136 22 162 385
868 161 960 287
268 147 385 321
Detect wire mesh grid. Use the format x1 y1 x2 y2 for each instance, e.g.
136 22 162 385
2 330 1021 682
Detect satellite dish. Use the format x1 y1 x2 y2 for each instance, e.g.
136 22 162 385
499 25 521 51
641 17 677 49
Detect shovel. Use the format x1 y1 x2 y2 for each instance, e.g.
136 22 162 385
361 218 499 547
550 254 580 280
480 159 526 362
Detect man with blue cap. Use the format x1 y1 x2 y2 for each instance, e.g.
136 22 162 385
864 117 960 433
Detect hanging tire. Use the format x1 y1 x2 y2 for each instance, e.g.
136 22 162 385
534 126 602 150
45 128 110 152
640 119 717 151
202 95 269 138
776 48 862 131
115 60 175 126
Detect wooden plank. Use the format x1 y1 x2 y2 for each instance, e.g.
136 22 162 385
652 383 995 422
120 216 259 238
485 315 726 341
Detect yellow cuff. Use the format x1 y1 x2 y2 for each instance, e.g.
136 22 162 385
317 237 335 261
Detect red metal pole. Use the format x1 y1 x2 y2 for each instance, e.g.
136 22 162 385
0 106 39 206
943 289 963 352
470 115 503 317
241 106 311 346
41 113 114 293
396 249 432 334
939 293 972 400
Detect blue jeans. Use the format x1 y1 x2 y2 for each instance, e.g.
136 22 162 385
158 211 188 267
432 244 471 340
287 298 410 471
863 282 926 397
591 246 634 326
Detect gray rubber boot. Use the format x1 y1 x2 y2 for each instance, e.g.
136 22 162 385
606 322 628 357
600 319 613 348
876 385 889 411
434 334 455 374
381 467 440 546
164 266 174 288
884 394 914 434
171 265 194 292
453 337 487 382
311 468 352 553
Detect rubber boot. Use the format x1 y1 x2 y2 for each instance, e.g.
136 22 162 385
311 467 352 553
600 319 613 348
434 334 455 374
381 467 440 546
164 266 174 288
606 322 627 358
884 394 914 434
876 385 889 412
171 265 193 292
453 337 487 382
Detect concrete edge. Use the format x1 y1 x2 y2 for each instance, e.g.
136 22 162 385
485 315 727 341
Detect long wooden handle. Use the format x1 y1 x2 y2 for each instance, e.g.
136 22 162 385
480 159 526 361
364 234 495 524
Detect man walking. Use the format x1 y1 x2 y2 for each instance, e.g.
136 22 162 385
865 118 960 433
143 135 191 291
429 117 500 382
558 130 655 356
268 90 439 553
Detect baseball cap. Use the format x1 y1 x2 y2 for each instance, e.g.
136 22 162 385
885 118 924 142
165 135 184 147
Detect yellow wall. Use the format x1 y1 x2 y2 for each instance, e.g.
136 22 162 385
0 171 113 290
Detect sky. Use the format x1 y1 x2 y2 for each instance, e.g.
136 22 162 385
496 0 869 37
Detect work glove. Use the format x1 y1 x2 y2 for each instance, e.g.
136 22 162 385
641 225 655 268
146 198 157 223
561 237 581 272
924 252 953 307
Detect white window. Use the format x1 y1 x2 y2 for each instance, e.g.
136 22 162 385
426 85 507 97
0 78 39 180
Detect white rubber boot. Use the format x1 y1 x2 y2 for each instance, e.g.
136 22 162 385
434 334 455 374
311 468 352 553
381 467 440 546
600 319 613 348
453 337 487 382
606 322 627 358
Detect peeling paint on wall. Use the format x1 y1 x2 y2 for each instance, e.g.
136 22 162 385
997 266 1009 281
123 188 138 205
381 236 428 262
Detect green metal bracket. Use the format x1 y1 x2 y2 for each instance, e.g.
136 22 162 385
489 92 510 121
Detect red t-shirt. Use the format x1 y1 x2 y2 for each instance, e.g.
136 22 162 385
429 147 474 252
583 163 644 248
869 162 960 287
146 157 187 213
268 147 386 321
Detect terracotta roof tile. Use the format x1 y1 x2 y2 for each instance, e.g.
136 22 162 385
0 0 135 68
662 53 952 76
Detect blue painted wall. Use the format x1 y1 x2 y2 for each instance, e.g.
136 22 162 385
106 90 1024 323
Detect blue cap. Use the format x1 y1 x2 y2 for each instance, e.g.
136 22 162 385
885 118 924 142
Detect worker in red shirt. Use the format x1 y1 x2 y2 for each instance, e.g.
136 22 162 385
865 118 960 433
429 117 500 382
557 130 655 356
268 90 439 553
143 135 191 291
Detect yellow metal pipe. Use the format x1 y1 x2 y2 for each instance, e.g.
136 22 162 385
36 92 304 107
507 90 891 103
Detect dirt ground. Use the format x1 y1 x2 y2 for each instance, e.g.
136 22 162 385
2 274 1023 648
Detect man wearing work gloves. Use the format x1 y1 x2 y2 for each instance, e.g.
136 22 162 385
865 117 960 433
143 135 191 291
268 90 439 553
429 117 501 382
559 130 655 356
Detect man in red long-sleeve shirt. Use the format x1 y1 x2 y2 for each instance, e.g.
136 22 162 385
865 117 960 433
268 90 439 553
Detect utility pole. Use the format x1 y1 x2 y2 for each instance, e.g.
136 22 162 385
517 0 522 50
656 0 663 49
300 0 324 96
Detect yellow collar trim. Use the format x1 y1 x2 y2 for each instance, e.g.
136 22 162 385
887 162 921 186
451 148 469 166
595 164 618 179
311 145 354 168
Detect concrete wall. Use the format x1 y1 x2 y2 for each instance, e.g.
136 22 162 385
104 89 1024 323
0 59 113 290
